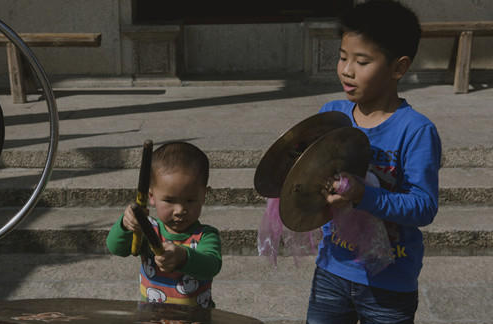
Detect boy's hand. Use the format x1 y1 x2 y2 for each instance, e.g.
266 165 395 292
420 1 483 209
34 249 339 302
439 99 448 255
323 172 365 208
122 204 148 232
154 241 188 273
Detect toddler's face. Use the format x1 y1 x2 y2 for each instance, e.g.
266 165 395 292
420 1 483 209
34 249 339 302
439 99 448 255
149 168 206 234
337 32 397 106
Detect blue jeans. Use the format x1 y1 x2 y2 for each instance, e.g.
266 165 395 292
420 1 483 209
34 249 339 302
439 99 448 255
306 267 418 324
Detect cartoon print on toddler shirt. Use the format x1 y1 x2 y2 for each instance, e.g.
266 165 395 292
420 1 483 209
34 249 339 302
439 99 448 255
147 287 167 303
143 257 156 278
140 222 213 307
189 238 198 249
176 274 199 295
196 289 212 308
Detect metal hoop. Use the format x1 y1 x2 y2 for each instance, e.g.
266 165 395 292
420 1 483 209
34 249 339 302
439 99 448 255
0 104 4 156
0 20 59 239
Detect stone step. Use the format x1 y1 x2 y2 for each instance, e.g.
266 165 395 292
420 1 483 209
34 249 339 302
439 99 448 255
1 205 492 256
0 149 264 169
0 168 262 207
0 206 259 255
1 147 493 169
1 167 493 207
1 253 492 324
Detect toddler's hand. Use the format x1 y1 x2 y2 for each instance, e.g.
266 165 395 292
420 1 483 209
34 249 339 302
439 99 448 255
154 241 188 273
122 204 148 232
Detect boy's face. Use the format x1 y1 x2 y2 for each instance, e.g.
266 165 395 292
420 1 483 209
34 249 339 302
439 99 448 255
337 32 398 106
149 167 206 234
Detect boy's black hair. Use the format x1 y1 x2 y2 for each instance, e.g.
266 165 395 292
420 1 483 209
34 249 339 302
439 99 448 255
151 141 209 187
338 0 421 62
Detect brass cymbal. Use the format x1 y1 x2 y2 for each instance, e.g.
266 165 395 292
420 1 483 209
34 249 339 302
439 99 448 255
254 111 351 198
279 127 371 232
0 298 263 324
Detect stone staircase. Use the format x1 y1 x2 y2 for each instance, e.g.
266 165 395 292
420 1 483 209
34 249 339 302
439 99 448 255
1 84 493 323
1 147 493 324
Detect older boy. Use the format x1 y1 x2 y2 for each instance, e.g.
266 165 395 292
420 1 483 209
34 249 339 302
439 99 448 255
306 1 441 323
107 142 222 308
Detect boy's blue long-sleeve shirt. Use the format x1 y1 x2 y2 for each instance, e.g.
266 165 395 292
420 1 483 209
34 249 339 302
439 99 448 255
316 99 441 292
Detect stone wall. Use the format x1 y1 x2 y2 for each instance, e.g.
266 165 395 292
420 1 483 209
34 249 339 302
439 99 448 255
0 0 490 82
0 0 122 75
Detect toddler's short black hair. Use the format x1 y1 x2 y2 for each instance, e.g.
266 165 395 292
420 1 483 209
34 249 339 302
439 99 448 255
151 142 209 187
338 0 421 62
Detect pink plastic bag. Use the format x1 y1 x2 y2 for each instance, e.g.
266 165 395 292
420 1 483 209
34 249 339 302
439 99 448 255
331 207 394 275
257 198 321 267
257 198 284 266
330 172 394 275
257 172 394 275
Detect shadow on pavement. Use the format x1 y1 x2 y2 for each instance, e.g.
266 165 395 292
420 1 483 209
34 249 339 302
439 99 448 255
3 83 339 127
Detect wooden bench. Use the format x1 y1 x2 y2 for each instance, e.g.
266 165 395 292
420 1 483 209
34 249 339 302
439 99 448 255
0 33 102 103
305 21 493 94
420 22 493 93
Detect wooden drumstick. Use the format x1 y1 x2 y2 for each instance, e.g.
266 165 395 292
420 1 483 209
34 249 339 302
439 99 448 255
131 139 153 256
130 202 165 256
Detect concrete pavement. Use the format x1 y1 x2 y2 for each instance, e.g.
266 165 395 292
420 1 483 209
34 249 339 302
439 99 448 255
1 254 492 324
1 83 492 153
1 81 493 323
